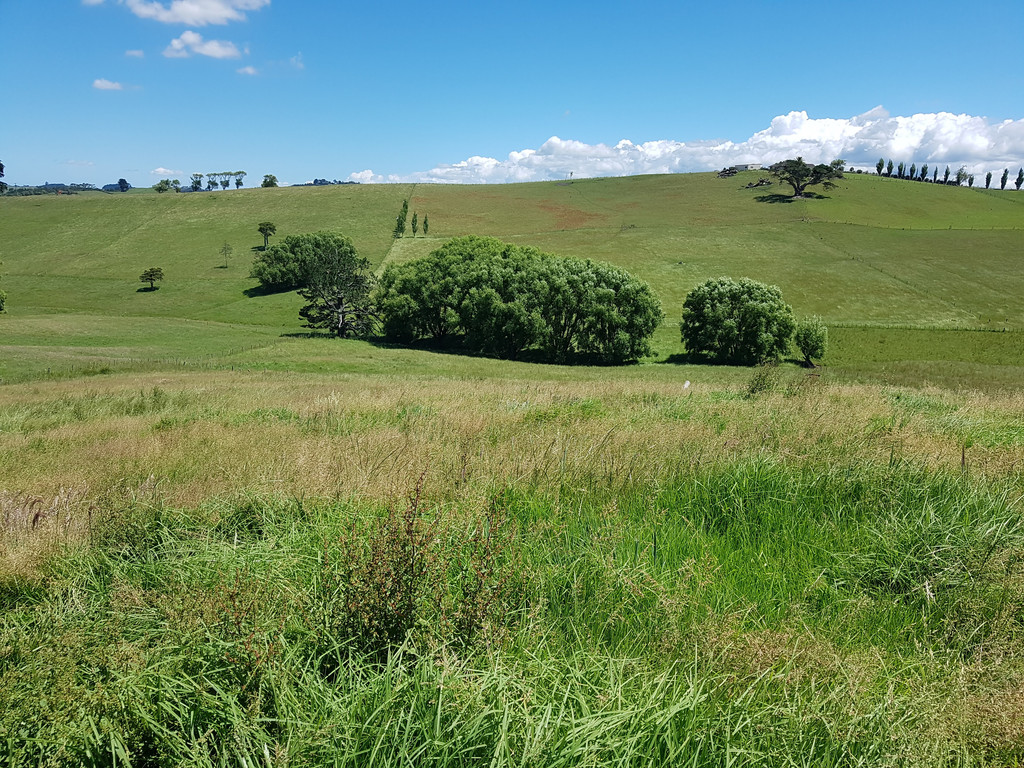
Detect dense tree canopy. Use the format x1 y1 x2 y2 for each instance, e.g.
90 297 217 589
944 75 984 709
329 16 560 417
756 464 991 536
768 157 845 197
680 277 795 365
248 231 376 335
251 231 344 292
375 236 663 364
296 235 376 337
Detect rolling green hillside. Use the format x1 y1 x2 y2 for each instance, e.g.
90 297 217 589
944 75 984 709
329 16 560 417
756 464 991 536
2 172 1022 386
3 174 1024 765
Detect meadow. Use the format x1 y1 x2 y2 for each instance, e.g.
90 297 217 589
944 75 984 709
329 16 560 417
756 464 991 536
1 173 1023 765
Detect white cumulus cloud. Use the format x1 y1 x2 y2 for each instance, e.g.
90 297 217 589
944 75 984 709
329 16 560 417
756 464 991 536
358 107 1024 185
93 78 124 90
164 30 240 59
151 167 182 175
120 0 269 25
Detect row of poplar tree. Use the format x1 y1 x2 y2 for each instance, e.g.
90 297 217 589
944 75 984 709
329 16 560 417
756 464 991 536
875 158 1023 190
393 199 428 238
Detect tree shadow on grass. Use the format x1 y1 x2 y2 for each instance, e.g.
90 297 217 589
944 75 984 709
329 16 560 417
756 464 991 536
243 284 293 298
136 286 159 292
280 331 334 339
362 337 637 366
658 352 698 365
754 192 828 204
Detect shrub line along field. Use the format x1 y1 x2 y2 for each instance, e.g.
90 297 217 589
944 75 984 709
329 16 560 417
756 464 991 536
1 172 1023 765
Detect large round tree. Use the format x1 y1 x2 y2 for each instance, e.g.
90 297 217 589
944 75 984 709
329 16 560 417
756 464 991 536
680 277 795 365
768 157 844 197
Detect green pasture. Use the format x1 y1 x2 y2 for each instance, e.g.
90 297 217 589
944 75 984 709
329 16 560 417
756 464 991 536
2 171 1023 389
3 160 1024 768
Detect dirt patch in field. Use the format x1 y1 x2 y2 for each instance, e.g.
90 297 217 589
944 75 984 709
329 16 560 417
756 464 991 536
538 202 609 231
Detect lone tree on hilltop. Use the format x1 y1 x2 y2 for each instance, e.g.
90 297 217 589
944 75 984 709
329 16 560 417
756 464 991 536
680 277 795 365
139 267 164 290
262 174 278 188
257 221 277 250
118 178 130 192
768 157 845 198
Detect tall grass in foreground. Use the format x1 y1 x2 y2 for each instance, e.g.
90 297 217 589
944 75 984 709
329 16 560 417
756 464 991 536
2 460 1022 766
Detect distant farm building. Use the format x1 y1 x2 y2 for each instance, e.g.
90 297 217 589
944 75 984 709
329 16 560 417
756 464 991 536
731 163 763 171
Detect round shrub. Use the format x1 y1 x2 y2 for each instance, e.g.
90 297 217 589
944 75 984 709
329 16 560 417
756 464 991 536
680 277 795 365
375 236 663 364
794 316 828 366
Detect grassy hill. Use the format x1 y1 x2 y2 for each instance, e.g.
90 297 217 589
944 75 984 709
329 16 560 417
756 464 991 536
2 171 1023 386
3 174 1024 765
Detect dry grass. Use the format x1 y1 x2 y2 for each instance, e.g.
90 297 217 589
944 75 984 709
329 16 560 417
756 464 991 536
2 370 1021 510
0 487 93 580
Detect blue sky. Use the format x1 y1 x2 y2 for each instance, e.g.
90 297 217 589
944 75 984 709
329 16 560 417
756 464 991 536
3 0 1023 186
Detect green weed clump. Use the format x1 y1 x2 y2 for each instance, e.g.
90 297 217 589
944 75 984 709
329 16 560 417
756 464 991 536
2 460 1022 765
307 477 520 670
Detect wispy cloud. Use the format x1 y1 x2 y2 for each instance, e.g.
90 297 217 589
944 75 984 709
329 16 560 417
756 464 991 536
64 160 96 167
349 108 1024 184
93 78 124 90
164 30 241 59
236 65 258 75
125 49 145 57
290 52 304 70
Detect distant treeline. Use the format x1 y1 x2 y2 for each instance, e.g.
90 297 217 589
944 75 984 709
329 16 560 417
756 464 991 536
875 158 1024 190
2 182 97 196
297 179 361 186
